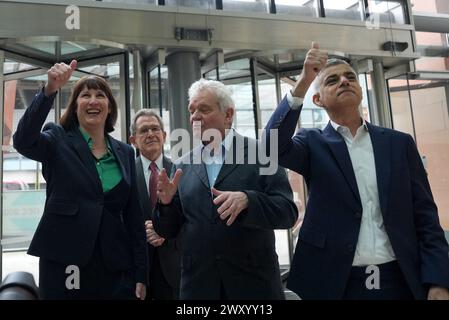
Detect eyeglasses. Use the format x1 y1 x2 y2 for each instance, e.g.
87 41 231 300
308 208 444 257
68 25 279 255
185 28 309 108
137 126 162 135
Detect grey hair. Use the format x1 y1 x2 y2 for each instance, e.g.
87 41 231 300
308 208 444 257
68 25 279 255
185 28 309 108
188 78 235 112
313 58 356 93
130 109 165 135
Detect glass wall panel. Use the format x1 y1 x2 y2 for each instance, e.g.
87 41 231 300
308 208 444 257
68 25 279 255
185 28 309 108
411 0 449 15
102 0 157 4
227 82 256 138
3 60 37 74
2 74 53 283
323 0 364 21
165 0 214 9
415 31 449 72
367 0 406 24
147 66 170 155
259 78 278 126
222 0 270 13
389 77 449 230
389 77 415 137
275 0 318 17
410 83 449 230
61 41 102 55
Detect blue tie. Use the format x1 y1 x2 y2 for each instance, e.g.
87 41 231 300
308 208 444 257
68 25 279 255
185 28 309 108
204 145 224 188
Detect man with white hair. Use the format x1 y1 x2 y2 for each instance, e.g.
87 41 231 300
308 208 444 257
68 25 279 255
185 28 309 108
153 78 298 299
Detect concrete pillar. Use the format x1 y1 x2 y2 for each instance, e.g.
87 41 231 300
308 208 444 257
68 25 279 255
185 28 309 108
166 51 201 133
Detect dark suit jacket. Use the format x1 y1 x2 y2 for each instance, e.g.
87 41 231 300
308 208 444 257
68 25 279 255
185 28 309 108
12 90 147 283
154 132 298 300
265 97 449 299
135 155 181 291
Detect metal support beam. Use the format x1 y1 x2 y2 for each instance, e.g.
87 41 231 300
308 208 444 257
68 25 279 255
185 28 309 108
55 41 61 123
0 50 4 281
371 60 392 128
132 50 143 112
250 57 261 138
123 53 131 143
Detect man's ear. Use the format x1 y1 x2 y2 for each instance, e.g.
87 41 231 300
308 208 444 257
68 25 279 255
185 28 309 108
129 135 136 147
313 93 323 107
162 131 167 144
225 107 235 125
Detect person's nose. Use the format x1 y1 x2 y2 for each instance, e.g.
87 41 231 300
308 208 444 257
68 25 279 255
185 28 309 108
339 75 350 87
191 110 201 121
88 95 99 105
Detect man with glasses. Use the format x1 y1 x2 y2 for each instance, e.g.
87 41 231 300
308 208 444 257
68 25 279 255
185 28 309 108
130 110 181 300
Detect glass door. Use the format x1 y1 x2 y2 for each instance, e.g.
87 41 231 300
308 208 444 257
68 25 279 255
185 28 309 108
1 53 128 284
389 73 449 232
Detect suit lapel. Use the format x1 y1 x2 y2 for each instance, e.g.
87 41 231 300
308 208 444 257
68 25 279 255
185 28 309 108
162 155 173 176
367 123 391 218
107 135 130 186
66 128 102 192
136 157 152 220
214 134 244 186
191 146 211 189
323 123 361 204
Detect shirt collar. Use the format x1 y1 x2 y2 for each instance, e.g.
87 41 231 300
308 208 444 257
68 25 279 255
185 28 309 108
141 152 164 171
79 126 111 152
330 118 368 133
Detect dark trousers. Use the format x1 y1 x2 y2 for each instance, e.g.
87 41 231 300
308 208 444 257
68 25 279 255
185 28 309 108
39 244 135 300
147 252 178 300
343 261 414 300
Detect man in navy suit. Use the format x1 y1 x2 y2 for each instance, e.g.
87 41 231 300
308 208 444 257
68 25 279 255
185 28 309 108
130 110 181 299
265 42 449 300
153 79 298 299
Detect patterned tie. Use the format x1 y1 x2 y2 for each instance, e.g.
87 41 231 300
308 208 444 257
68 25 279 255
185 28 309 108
149 161 159 210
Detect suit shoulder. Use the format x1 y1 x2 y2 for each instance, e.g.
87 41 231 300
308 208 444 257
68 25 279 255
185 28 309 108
370 124 413 141
42 122 63 132
112 138 135 155
173 152 191 168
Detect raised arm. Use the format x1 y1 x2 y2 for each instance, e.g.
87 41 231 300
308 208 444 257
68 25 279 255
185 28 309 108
13 60 77 162
264 42 327 174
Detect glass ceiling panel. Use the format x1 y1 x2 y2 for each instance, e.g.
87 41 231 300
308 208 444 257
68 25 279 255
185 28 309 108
61 41 102 55
3 59 39 74
16 41 55 55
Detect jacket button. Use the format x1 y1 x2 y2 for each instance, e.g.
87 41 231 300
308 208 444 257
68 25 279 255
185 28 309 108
346 244 355 254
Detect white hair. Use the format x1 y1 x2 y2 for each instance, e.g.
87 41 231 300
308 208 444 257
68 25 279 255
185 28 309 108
188 78 235 112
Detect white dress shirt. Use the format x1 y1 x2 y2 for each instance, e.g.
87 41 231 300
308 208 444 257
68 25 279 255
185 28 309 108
140 153 164 194
287 91 396 266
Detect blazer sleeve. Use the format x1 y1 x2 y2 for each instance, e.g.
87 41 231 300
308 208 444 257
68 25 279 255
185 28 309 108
406 135 449 288
238 166 298 230
13 89 58 162
264 96 310 176
123 146 148 284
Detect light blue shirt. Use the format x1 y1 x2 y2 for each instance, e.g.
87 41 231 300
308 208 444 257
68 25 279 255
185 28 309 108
202 129 235 188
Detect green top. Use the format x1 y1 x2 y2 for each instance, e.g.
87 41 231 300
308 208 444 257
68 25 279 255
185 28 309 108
79 127 122 193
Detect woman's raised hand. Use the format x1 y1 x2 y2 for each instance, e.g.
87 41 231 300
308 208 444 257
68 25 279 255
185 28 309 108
44 60 77 96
